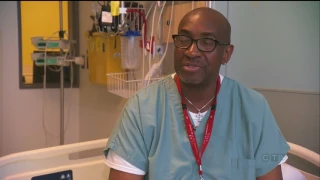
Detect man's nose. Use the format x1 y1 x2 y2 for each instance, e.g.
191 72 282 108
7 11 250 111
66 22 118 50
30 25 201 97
184 42 200 57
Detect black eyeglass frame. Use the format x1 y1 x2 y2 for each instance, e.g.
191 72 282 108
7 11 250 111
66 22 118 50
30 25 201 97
172 34 230 52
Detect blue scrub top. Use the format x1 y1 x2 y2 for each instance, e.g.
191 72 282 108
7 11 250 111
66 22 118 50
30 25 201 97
104 75 290 180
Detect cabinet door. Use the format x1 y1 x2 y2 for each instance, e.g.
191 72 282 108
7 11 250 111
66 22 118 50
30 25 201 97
163 1 206 43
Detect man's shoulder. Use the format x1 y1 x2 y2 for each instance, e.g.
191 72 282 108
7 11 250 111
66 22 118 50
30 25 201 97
131 74 176 101
225 77 267 106
229 78 265 101
225 77 271 126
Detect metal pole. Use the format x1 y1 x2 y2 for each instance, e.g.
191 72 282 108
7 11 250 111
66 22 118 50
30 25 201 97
121 1 125 24
59 1 65 145
119 1 125 31
206 1 212 8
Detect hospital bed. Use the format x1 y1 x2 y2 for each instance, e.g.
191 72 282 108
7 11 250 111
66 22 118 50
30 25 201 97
0 139 109 180
0 139 319 180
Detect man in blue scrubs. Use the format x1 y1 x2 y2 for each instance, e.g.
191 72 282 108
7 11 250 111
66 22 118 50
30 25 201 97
104 7 290 180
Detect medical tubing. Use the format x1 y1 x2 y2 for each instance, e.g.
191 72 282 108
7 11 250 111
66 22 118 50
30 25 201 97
156 1 166 40
145 6 158 83
160 1 174 65
148 4 157 77
142 2 157 78
145 1 174 84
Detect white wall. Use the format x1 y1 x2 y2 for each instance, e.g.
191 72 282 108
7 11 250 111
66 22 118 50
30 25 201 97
226 1 320 92
0 1 80 156
225 1 319 175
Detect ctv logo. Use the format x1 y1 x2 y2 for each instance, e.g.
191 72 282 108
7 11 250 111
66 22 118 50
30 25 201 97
262 154 286 162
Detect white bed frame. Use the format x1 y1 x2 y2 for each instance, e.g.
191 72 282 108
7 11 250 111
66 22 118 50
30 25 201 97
0 139 109 180
286 142 320 180
0 139 319 180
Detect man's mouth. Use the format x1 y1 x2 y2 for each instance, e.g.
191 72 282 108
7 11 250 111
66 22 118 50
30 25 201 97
181 64 201 72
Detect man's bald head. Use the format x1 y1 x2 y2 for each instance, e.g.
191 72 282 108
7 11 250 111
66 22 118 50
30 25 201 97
178 7 231 43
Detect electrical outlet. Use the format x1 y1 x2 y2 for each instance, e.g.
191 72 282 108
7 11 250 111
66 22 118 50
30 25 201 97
155 45 164 55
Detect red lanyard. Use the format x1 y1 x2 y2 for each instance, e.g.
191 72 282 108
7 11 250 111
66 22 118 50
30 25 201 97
174 74 221 179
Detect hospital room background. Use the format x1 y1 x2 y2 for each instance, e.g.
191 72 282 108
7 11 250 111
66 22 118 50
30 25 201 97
0 1 319 179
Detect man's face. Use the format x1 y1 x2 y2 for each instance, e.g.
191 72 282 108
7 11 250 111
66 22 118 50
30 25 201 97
174 13 228 86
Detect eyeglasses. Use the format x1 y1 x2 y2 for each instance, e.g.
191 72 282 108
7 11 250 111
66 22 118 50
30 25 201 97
172 34 230 52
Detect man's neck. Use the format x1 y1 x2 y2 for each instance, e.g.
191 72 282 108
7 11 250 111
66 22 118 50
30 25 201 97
180 74 219 112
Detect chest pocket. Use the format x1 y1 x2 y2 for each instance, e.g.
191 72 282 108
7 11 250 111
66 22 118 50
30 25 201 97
230 158 256 180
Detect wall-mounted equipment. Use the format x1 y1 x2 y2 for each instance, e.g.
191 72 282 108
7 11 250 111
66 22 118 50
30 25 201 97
87 1 146 87
106 2 160 99
91 1 144 34
31 37 70 50
90 1 208 99
120 31 142 70
86 32 123 85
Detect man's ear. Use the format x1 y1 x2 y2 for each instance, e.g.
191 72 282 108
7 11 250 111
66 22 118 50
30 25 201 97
222 44 234 65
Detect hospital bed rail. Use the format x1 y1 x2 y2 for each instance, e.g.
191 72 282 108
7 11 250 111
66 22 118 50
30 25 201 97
0 138 109 180
287 142 320 180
